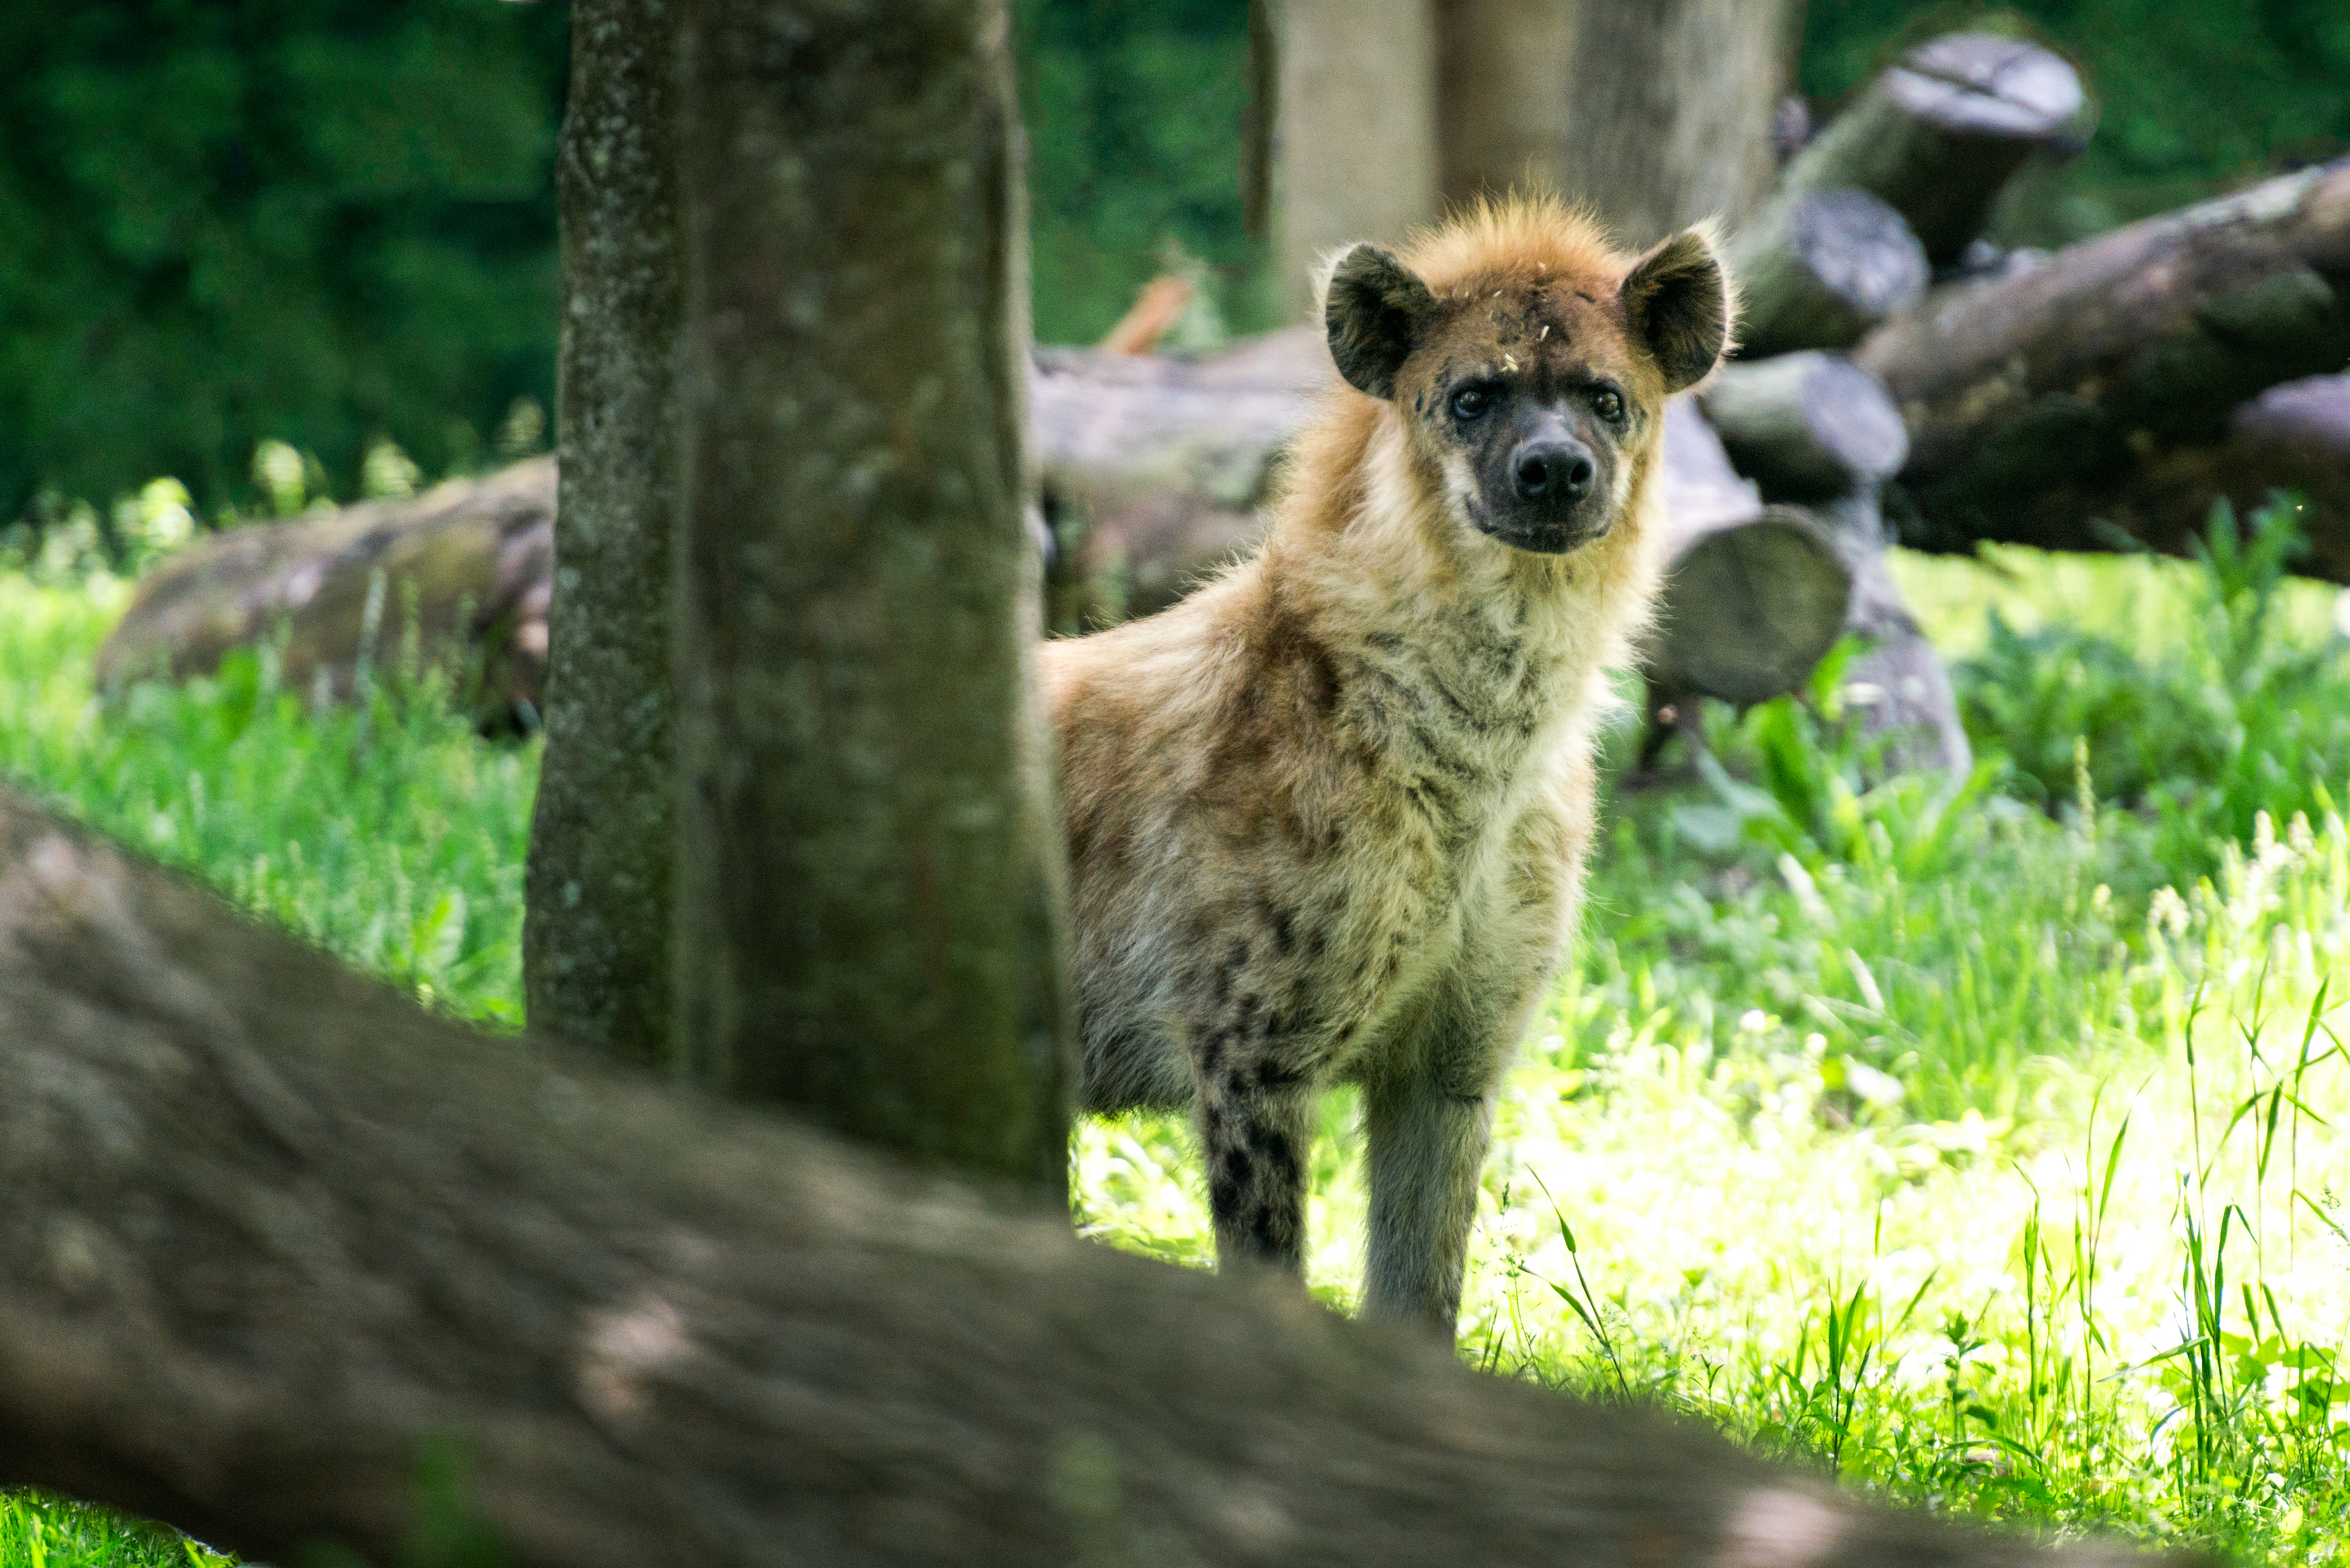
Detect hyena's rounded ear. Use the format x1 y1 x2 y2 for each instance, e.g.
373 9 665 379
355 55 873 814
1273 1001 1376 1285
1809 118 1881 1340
1324 244 1436 401
1621 227 1735 394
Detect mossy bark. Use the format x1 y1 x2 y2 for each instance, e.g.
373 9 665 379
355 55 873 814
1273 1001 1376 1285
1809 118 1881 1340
671 0 1071 1194
523 0 682 1069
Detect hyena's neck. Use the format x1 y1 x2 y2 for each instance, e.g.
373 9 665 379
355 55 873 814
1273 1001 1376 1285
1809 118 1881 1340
1261 411 1656 777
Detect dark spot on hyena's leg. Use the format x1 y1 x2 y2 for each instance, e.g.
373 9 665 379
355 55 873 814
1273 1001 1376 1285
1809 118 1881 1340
1209 1171 1242 1215
1211 939 1250 1008
1254 1128 1302 1186
1234 992 1262 1036
1204 1084 1310 1272
1198 1026 1231 1075
1268 905 1297 957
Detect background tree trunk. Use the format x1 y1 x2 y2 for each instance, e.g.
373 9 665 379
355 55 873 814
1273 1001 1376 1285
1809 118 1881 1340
1432 0 1803 248
522 0 683 1071
670 0 1070 1192
0 789 2160 1568
1266 0 1440 320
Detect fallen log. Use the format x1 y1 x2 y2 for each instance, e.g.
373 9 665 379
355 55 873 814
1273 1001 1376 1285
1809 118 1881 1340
95 457 554 717
1769 33 2088 267
0 787 2156 1568
1857 159 2350 562
1647 400 1852 714
1039 338 1877 726
1031 328 1330 627
1700 352 1910 503
1726 188 1928 358
1892 372 2350 578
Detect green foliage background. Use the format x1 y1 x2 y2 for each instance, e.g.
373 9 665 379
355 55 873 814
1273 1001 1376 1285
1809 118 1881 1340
1 0 2345 516
0 0 567 519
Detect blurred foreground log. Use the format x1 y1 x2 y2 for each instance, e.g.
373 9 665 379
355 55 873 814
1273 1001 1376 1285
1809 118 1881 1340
0 787 2157 1568
1859 159 2350 567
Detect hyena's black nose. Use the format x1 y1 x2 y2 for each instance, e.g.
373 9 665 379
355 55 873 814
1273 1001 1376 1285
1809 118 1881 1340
1513 439 1595 501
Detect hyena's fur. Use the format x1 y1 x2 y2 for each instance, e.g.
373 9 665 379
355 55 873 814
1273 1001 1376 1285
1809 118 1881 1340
1043 196 1734 1336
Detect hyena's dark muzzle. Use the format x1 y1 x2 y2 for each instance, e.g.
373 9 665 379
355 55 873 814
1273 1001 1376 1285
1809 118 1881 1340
1479 402 1615 555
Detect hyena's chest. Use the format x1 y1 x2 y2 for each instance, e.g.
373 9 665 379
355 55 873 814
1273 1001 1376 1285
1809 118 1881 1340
1255 658 1574 1069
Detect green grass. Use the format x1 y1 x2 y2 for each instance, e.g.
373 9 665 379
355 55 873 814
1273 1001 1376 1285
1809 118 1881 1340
0 570 534 1027
0 1492 232 1568
4 507 2348 1562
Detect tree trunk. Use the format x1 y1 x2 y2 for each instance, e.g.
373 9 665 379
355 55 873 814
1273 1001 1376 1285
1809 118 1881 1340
1768 34 2086 267
0 788 2164 1568
523 0 683 1071
1856 159 2350 560
1267 0 1440 321
670 0 1070 1191
1433 0 1802 248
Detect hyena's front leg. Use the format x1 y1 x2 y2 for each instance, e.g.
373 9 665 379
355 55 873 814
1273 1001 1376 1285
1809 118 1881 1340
1362 986 1517 1336
1197 1054 1318 1276
1361 1075 1497 1335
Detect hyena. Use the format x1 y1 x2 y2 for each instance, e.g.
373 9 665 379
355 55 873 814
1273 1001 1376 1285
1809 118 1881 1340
1041 197 1733 1337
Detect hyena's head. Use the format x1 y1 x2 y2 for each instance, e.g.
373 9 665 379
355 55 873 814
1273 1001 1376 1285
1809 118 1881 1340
1323 202 1732 555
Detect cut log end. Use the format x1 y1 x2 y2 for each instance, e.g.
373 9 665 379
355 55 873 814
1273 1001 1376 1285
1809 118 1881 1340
1704 352 1911 501
1790 190 1930 320
1885 34 2088 143
1772 31 2086 267
1651 507 1855 708
1731 188 1928 358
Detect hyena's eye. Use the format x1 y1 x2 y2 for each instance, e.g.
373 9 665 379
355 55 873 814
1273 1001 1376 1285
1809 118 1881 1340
1592 387 1625 423
1450 385 1493 420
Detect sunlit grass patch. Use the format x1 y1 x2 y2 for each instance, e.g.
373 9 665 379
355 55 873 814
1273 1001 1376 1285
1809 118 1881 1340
0 1491 232 1568
0 573 536 1027
10 501 2350 1563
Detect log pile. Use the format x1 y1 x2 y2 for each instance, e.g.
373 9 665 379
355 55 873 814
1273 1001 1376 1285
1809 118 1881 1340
1855 161 2350 560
